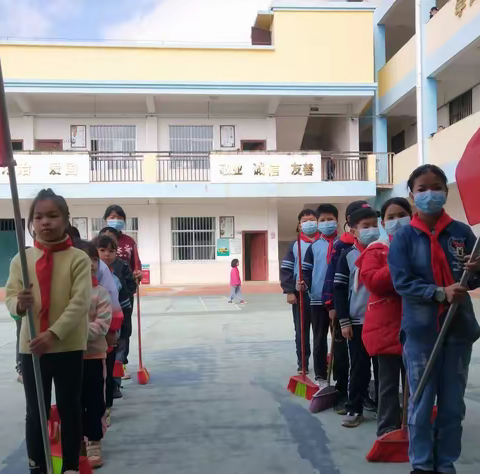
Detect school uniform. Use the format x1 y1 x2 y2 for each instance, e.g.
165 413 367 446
302 233 339 380
280 233 320 369
389 211 480 473
334 241 372 415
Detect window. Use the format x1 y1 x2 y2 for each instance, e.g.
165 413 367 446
90 125 136 152
169 125 214 153
449 90 472 126
91 217 139 243
241 140 266 151
11 140 24 151
171 217 216 261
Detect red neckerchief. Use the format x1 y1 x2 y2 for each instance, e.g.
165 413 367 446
340 232 355 244
300 232 320 243
410 211 455 288
353 237 366 253
92 275 99 287
34 236 73 332
322 231 338 263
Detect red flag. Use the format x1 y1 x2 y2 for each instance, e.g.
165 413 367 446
455 127 480 226
0 60 14 168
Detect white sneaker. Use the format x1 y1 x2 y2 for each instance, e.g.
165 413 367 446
314 378 328 388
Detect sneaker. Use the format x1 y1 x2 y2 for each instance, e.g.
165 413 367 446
227 300 233 304
105 408 112 427
122 366 131 380
335 396 348 415
113 386 123 399
87 441 104 468
342 412 364 428
240 300 247 304
17 374 23 384
314 377 328 388
363 397 377 412
297 366 309 374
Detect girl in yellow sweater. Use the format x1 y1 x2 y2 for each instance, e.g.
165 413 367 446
6 189 91 474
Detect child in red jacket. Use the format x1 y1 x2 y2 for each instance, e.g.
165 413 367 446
356 197 412 437
229 259 246 304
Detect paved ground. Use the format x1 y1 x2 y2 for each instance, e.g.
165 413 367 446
1 293 480 474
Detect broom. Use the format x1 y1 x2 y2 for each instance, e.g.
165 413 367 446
309 322 338 413
136 288 150 385
287 235 318 401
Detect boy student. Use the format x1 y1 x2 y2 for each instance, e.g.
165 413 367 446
322 200 373 413
301 204 339 384
334 205 380 428
281 209 320 373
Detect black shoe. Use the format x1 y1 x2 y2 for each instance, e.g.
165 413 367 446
296 366 309 374
113 386 123 399
363 396 377 412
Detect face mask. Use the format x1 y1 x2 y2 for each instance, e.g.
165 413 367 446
106 219 125 231
318 221 337 236
414 190 446 215
358 227 380 246
384 216 411 236
301 221 318 235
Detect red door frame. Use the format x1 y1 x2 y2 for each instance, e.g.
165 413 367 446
242 230 269 281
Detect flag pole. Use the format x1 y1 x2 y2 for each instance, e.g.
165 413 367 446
0 61 53 474
415 0 425 166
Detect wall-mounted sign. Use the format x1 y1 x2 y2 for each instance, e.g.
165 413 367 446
0 154 90 184
141 264 151 285
71 125 87 148
210 153 322 184
72 217 88 239
220 125 235 148
217 238 230 257
230 238 242 255
220 216 235 239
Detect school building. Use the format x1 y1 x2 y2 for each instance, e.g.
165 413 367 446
0 0 479 286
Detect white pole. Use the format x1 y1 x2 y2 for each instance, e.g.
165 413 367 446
415 0 425 166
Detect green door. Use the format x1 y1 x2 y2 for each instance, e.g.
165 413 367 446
0 219 22 287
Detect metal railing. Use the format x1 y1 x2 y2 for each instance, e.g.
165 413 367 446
156 152 210 182
376 153 394 187
90 152 143 182
321 154 368 181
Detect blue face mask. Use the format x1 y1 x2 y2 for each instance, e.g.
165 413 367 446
318 221 337 236
301 221 318 235
358 227 380 246
384 216 411 236
414 190 447 215
106 219 125 231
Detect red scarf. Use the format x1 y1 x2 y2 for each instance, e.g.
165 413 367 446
323 231 338 263
300 232 320 243
92 275 98 287
410 211 455 288
340 232 355 245
34 236 73 332
354 237 366 253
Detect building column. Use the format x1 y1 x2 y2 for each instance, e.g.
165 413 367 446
347 116 359 152
23 116 35 150
373 24 388 155
145 116 158 150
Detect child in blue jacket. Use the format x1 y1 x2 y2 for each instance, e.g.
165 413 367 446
280 209 320 373
302 204 339 384
389 164 480 474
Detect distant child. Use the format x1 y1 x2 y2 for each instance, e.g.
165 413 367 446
281 209 320 374
229 259 246 304
389 165 480 473
94 234 137 400
301 204 339 385
334 205 379 428
356 197 412 438
77 241 112 468
6 189 91 474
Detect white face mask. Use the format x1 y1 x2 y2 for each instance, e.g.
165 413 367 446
383 216 411 236
358 227 380 246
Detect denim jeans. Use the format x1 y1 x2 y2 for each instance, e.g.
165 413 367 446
403 335 472 473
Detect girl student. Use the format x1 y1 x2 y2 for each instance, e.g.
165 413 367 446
6 189 92 474
228 258 246 304
355 197 412 438
103 205 142 379
389 165 480 474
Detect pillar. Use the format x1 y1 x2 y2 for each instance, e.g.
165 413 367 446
373 24 388 155
23 116 34 150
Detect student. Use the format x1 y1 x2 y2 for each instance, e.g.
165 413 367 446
103 205 142 378
94 234 137 400
281 209 320 373
389 165 480 474
322 200 373 413
334 206 380 428
77 241 112 468
356 197 412 438
302 204 339 384
6 189 91 474
229 258 246 304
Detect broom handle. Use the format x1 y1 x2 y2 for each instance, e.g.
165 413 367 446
297 235 306 378
402 376 409 428
413 236 480 404
326 321 335 385
136 288 143 370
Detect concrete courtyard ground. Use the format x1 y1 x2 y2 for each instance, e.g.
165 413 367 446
1 293 480 474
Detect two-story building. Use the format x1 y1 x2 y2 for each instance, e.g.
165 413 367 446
0 1 387 286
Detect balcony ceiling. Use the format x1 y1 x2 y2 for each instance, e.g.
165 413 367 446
6 93 371 117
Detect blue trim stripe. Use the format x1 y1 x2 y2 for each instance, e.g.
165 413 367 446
272 5 376 12
5 80 377 97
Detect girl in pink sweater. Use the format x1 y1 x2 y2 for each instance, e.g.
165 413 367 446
228 259 246 304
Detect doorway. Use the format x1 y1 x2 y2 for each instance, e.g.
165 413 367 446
243 231 268 281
